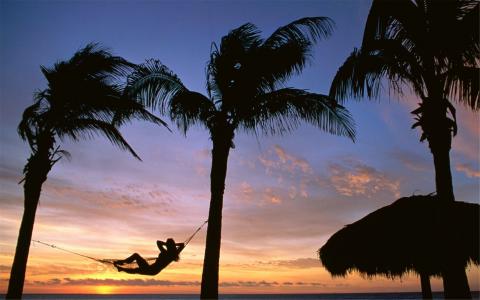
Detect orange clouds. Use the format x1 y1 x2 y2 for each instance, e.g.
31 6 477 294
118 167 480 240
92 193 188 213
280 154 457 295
328 162 400 198
456 163 480 178
273 145 313 175
452 106 480 162
259 145 313 176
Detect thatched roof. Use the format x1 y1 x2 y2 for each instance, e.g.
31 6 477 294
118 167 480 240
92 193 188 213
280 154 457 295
319 195 479 278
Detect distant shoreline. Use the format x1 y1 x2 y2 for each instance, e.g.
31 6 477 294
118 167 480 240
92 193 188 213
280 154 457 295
6 291 480 300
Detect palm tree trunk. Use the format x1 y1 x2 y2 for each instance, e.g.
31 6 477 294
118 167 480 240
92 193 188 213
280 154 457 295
6 177 44 299
200 126 232 299
442 262 471 299
7 147 51 299
431 145 455 202
427 109 471 299
420 272 432 299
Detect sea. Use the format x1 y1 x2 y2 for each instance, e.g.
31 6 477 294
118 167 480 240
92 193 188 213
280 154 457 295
10 292 480 300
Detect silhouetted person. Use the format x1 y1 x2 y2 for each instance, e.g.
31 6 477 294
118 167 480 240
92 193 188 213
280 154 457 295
114 238 184 276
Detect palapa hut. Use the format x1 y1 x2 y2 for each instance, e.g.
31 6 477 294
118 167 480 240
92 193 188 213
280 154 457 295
319 195 479 299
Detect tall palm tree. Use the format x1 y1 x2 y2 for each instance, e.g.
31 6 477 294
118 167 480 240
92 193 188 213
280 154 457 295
329 0 479 298
6 44 167 299
127 18 355 299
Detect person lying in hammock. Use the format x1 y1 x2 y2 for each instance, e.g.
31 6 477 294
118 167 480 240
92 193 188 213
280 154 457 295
113 238 184 276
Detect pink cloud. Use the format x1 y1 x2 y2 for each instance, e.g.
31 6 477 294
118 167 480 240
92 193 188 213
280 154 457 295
452 106 479 162
328 162 400 198
273 145 312 174
456 163 480 178
259 145 312 176
257 257 322 269
264 187 282 205
256 145 315 201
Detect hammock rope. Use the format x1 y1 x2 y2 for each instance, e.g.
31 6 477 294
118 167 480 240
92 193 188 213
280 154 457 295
183 220 208 247
32 240 113 264
32 219 208 265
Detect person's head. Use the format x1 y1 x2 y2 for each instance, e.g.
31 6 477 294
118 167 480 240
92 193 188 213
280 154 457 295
166 238 180 261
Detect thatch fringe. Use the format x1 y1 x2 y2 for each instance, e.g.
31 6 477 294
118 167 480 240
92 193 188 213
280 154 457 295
319 195 479 278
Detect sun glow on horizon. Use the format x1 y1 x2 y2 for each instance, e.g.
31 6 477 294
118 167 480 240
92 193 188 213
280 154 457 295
95 285 115 295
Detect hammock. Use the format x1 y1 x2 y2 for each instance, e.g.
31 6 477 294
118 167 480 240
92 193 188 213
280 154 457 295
32 220 208 266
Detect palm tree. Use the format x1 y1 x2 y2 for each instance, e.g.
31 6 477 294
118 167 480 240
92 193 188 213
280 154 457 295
6 44 167 299
126 18 355 299
329 0 479 298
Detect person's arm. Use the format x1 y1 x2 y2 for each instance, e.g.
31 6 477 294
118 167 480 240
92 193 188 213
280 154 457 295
176 243 185 252
157 240 167 253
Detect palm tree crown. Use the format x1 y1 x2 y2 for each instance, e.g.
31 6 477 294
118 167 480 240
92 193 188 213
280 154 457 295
18 43 166 167
128 18 355 139
330 0 478 138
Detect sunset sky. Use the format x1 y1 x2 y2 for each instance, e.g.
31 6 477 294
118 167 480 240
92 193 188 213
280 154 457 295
0 0 479 295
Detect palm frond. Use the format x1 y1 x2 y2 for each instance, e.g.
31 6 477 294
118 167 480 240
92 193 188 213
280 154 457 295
458 1 479 65
55 118 141 160
253 17 334 90
18 101 42 143
169 91 216 134
207 17 334 111
127 59 187 112
112 99 169 130
443 66 480 110
363 0 424 47
256 35 312 91
219 23 262 54
263 17 334 48
330 41 425 103
206 24 264 106
127 59 214 133
65 42 135 79
237 88 355 140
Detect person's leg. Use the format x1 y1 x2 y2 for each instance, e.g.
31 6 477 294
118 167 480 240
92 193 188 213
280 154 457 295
116 265 141 274
115 253 150 270
115 253 143 265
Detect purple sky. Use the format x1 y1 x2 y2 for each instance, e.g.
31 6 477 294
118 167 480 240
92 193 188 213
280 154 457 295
0 0 479 294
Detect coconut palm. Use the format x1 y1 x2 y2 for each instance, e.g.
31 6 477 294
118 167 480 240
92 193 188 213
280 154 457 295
126 18 355 298
329 0 479 298
6 44 166 299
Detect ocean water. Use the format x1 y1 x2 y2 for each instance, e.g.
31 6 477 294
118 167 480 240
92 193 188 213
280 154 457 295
13 292 480 300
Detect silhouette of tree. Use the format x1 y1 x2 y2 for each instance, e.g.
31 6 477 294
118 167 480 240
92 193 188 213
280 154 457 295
329 0 479 298
6 44 166 299
127 18 355 299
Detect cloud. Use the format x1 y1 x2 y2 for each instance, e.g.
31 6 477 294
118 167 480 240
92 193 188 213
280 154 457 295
195 148 211 160
451 105 479 162
390 149 430 172
264 187 282 204
328 161 400 198
258 258 322 269
219 280 279 287
31 278 62 286
28 278 330 288
456 163 480 178
282 281 329 287
273 145 312 174
24 263 103 276
0 265 10 273
239 181 254 202
0 163 22 183
27 278 201 287
255 145 315 201
259 145 313 176
44 182 174 210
